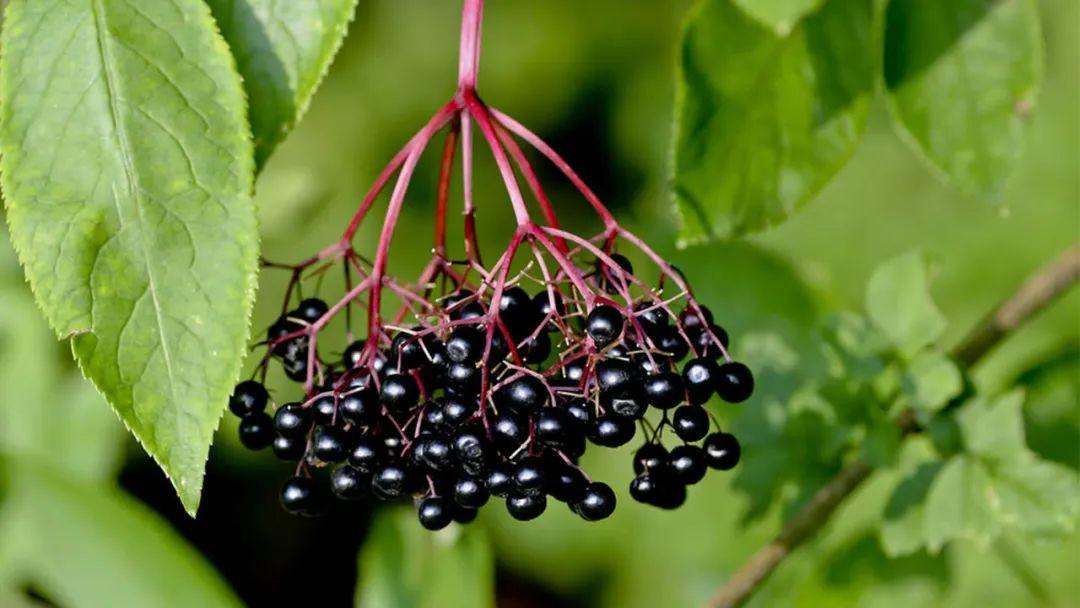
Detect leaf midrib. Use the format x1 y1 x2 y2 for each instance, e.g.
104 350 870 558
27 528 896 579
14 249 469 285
90 0 180 408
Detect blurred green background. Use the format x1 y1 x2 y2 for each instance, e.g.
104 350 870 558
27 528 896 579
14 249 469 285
1 0 1076 606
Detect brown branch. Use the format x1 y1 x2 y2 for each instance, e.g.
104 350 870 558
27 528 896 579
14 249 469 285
706 243 1080 608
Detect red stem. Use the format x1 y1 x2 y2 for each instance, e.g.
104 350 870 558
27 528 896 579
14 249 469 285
458 0 484 91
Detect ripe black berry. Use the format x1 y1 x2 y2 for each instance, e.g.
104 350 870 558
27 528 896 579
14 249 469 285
295 298 329 323
313 426 350 463
587 414 635 448
274 403 312 438
342 339 366 369
348 437 381 473
633 443 669 475
574 482 616 521
238 412 274 450
372 461 411 500
486 464 514 497
563 398 592 429
340 389 377 425
442 395 476 426
655 326 690 362
330 465 368 500
280 476 324 516
417 496 454 530
452 425 489 465
445 327 484 363
679 305 714 333
668 445 707 485
535 408 575 449
630 474 661 505
652 477 687 510
498 286 539 339
413 433 453 472
229 380 269 417
494 375 547 415
607 393 647 419
513 456 546 497
492 413 528 453
520 332 552 364
703 432 741 470
453 475 490 509
672 405 710 442
644 371 684 409
380 372 420 410
445 362 481 395
599 253 633 294
311 394 336 425
682 357 719 405
506 493 546 521
272 435 305 461
691 324 729 359
595 359 637 396
586 305 623 347
532 291 564 329
543 460 587 503
716 361 754 403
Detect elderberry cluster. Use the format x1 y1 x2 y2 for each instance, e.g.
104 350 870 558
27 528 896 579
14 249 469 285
228 259 753 530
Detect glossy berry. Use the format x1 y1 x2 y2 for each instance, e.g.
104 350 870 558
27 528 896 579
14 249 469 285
282 351 310 382
446 362 481 396
380 372 420 410
348 437 381 473
453 475 490 508
442 395 476 426
595 359 637 396
607 393 647 419
229 380 269 417
655 326 690 362
498 286 539 339
280 476 323 516
599 253 633 294
634 302 669 331
716 362 754 403
672 405 710 442
652 477 687 510
574 482 616 521
330 465 368 500
272 435 305 461
513 456 546 497
703 432 741 470
339 389 377 426
668 445 707 485
238 412 274 450
532 291 564 328
563 399 592 429
295 298 329 323
273 403 312 438
543 460 587 503
587 415 635 448
313 426 350 463
535 408 575 449
506 493 547 521
417 497 454 531
342 339 366 369
520 332 552 365
691 324 730 359
682 357 719 405
445 327 484 363
586 305 624 347
679 305 714 333
413 433 453 472
643 371 684 409
492 414 528 453
486 464 514 498
311 394 336 426
371 461 411 500
630 473 662 505
494 375 547 415
391 331 429 369
453 425 489 465
452 505 479 524
633 443 669 475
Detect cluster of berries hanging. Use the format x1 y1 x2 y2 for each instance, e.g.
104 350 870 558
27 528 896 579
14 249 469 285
226 0 753 530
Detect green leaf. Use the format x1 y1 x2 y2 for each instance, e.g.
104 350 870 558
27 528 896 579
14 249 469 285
673 0 878 244
992 459 1079 538
731 0 824 35
865 251 946 358
206 0 358 168
0 457 242 607
861 421 902 468
0 0 258 514
883 0 1042 201
881 461 944 556
902 351 962 415
957 390 1028 463
923 455 1001 552
356 509 495 608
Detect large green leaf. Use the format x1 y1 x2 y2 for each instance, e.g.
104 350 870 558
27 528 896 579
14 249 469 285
0 0 258 514
206 0 357 168
922 455 1001 552
673 0 878 244
0 457 242 607
865 251 946 359
956 390 1028 463
901 351 962 416
731 0 823 35
883 0 1042 201
356 509 495 608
